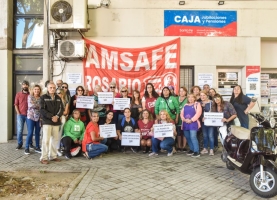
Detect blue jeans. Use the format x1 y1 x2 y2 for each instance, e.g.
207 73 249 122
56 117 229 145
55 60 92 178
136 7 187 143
240 123 248 129
101 138 107 145
184 130 199 153
202 124 214 150
25 118 41 149
151 137 175 153
86 143 108 158
17 114 27 145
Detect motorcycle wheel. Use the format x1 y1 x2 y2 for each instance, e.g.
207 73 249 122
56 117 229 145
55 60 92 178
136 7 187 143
226 160 235 170
250 167 277 198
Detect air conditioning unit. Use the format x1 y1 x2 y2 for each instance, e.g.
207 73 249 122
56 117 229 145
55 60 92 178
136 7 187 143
49 0 89 30
58 40 85 58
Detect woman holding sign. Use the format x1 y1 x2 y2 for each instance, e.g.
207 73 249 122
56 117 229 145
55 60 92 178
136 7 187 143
89 85 107 123
82 111 108 159
138 109 154 153
99 111 118 152
212 94 237 126
69 86 88 125
200 91 215 156
149 110 177 157
181 94 202 158
108 81 121 124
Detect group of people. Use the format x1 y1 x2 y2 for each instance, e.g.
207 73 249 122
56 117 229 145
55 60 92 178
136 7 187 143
14 78 256 163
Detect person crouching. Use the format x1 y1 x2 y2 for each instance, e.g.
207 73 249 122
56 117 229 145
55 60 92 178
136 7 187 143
82 112 108 159
61 109 85 159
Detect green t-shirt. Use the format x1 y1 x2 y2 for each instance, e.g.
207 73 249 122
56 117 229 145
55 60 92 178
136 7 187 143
178 97 188 125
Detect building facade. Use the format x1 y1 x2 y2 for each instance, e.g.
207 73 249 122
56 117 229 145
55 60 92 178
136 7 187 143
0 0 277 142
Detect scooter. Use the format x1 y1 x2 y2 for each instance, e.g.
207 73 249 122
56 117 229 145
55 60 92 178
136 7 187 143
219 112 277 198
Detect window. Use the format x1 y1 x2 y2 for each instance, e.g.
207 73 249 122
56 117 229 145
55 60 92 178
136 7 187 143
180 66 194 90
15 55 43 71
14 0 44 49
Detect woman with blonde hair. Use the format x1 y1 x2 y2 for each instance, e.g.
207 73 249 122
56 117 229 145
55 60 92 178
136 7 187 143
117 86 132 122
108 81 121 124
138 109 154 153
149 110 177 157
181 93 202 158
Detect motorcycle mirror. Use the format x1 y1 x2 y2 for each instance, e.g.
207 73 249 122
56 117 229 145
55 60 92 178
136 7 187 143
269 117 276 129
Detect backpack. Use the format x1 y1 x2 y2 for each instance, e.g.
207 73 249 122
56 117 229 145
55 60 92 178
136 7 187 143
121 117 135 127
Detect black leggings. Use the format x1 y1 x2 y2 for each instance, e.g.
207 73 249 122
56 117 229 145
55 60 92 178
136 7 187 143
61 136 81 156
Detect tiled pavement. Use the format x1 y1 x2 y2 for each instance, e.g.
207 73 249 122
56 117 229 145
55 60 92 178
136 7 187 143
1 140 277 200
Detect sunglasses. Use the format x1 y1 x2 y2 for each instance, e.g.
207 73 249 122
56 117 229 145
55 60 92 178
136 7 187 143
57 92 61 94
121 90 127 93
62 86 68 89
110 86 115 89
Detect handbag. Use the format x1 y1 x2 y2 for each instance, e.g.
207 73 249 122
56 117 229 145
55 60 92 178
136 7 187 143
164 97 176 115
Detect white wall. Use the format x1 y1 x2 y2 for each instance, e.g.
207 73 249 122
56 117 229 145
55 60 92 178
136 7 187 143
0 50 12 142
53 0 277 89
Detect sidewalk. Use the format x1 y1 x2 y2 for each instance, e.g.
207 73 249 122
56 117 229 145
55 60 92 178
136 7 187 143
0 140 276 200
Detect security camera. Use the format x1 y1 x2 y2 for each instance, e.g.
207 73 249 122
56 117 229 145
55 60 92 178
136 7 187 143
101 0 111 7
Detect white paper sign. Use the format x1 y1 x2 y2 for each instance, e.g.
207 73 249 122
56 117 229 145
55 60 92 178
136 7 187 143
99 124 117 138
113 98 130 110
198 73 213 88
76 96 94 109
153 123 173 138
98 92 113 104
121 132 140 146
67 73 82 84
204 112 224 126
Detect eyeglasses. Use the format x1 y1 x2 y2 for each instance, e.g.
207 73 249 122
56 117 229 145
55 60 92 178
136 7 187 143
62 86 68 89
77 90 83 92
214 97 220 101
121 90 127 92
57 92 61 94
110 86 115 89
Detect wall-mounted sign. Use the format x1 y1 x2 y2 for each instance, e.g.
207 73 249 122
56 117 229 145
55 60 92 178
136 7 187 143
164 10 237 36
246 66 260 98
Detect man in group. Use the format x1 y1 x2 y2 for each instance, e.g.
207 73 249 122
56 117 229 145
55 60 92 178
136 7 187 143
14 80 32 150
39 83 64 164
56 80 63 89
203 84 211 100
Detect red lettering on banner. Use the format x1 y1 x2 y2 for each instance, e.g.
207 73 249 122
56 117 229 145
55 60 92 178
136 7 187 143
83 38 180 95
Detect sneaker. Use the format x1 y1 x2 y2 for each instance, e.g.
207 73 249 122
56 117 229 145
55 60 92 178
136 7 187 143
209 149 214 156
167 151 173 156
16 145 22 150
29 144 35 150
57 150 63 157
191 152 200 158
186 150 194 155
149 152 158 156
70 146 81 157
182 148 188 152
35 147 41 153
201 149 208 154
24 149 30 155
65 155 71 159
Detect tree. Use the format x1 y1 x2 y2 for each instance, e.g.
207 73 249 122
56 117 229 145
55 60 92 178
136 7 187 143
16 0 44 48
